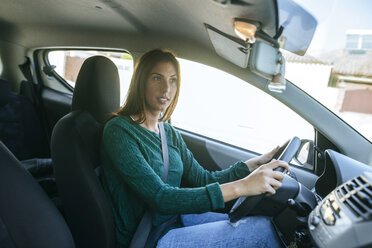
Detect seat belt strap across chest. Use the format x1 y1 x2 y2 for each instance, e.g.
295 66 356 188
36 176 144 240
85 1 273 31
159 122 169 182
129 122 169 248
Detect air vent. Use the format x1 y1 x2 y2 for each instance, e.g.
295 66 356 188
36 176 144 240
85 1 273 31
336 175 372 221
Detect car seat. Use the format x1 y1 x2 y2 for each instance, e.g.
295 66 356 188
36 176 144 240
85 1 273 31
0 78 49 160
0 141 75 248
0 77 57 202
51 56 120 248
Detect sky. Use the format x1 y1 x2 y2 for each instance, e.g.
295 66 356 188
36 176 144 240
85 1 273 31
293 0 372 56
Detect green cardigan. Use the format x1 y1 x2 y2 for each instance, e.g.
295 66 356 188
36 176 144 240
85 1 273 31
100 116 250 247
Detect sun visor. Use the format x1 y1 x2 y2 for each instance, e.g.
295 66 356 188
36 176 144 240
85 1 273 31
205 24 250 68
277 0 317 56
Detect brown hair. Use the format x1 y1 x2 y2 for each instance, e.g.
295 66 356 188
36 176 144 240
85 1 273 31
112 48 180 124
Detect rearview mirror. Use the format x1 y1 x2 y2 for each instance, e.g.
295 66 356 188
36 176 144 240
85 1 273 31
249 41 286 92
206 25 286 92
249 41 280 78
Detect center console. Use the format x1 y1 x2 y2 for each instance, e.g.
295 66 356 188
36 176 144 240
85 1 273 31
308 172 372 248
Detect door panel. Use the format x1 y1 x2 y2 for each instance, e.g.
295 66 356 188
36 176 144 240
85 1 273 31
179 129 256 171
41 87 72 132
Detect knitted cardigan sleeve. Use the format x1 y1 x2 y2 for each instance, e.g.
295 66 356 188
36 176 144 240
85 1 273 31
101 121 225 214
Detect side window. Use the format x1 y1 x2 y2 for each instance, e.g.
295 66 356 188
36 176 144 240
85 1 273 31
172 59 315 168
47 50 133 104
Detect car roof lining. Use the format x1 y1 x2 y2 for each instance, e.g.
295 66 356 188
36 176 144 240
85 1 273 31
0 0 277 49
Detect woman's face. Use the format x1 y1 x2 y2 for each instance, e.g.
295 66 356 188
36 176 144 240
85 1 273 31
145 61 178 116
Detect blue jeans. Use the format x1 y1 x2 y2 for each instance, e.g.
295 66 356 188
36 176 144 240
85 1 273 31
156 212 283 248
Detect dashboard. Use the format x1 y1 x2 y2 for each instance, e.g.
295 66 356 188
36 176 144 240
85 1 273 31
315 150 372 198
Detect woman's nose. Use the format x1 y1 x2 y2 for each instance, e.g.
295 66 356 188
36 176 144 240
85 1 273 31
161 79 170 92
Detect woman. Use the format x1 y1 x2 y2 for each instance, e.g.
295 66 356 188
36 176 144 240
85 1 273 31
100 49 289 247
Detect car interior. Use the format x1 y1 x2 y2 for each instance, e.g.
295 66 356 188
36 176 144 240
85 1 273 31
0 0 372 248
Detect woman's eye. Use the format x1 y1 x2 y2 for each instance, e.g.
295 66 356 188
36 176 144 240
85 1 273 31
153 76 161 81
170 78 177 83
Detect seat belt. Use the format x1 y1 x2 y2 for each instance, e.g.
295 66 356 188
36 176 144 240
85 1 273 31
18 57 51 148
159 122 169 182
129 122 169 248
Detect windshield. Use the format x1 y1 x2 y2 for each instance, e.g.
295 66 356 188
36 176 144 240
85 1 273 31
283 0 372 142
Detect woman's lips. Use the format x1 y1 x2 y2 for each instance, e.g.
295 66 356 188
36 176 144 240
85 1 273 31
158 97 169 104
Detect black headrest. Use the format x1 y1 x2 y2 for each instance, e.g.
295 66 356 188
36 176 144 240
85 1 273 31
0 78 12 107
71 56 120 123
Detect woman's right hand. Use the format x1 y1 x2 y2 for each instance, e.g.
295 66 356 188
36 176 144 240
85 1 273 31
220 160 289 202
237 159 289 197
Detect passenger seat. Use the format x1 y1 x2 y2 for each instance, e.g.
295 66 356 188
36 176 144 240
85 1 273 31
0 78 57 204
0 141 74 248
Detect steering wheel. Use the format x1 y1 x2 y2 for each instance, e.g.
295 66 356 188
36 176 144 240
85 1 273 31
228 137 301 223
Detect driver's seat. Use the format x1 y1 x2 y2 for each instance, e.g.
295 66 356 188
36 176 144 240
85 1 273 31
51 56 120 248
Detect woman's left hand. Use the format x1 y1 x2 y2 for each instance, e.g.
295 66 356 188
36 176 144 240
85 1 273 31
244 146 280 172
